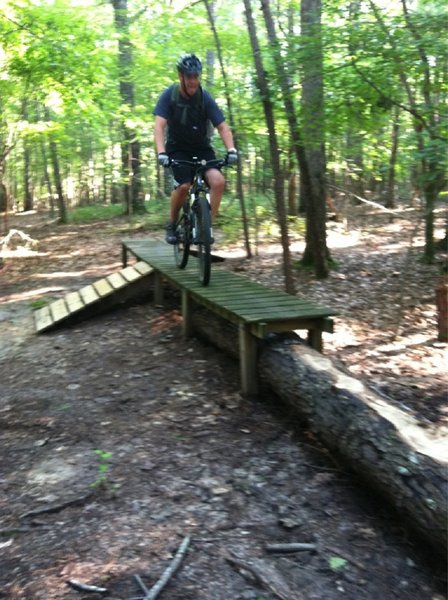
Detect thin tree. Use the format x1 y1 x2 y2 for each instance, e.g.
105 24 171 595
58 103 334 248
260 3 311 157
44 107 67 224
202 0 252 258
111 0 144 214
242 0 295 293
353 0 446 262
260 0 329 278
300 0 329 277
385 106 400 209
22 99 33 212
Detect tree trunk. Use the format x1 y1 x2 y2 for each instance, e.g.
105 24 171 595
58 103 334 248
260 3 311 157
435 274 448 342
48 138 66 224
188 306 447 554
111 0 143 215
259 0 313 221
22 100 33 212
300 0 329 278
203 0 252 259
44 108 66 223
243 0 295 293
385 107 400 209
366 0 445 263
39 140 54 215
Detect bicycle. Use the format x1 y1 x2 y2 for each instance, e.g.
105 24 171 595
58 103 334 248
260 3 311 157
167 157 228 286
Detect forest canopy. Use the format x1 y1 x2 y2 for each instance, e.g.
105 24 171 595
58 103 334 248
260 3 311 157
0 0 446 269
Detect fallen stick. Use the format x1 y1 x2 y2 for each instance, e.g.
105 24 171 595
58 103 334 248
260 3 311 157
266 543 317 553
134 574 150 595
137 535 191 600
67 579 107 594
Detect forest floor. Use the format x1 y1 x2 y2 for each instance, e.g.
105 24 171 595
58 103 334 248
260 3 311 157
0 205 446 600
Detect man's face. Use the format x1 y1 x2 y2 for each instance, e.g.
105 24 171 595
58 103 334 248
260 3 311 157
179 73 200 97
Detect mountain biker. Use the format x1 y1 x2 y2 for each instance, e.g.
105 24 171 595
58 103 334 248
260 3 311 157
153 53 238 244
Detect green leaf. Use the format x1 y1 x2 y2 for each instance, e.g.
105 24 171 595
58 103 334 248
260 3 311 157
329 556 348 571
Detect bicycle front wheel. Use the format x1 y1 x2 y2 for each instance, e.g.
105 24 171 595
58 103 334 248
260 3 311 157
196 195 212 286
174 211 191 269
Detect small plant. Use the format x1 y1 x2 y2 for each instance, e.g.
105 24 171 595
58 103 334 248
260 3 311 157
91 449 113 489
329 556 348 571
30 298 51 310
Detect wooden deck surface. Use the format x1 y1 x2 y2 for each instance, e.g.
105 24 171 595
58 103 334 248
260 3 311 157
122 239 337 335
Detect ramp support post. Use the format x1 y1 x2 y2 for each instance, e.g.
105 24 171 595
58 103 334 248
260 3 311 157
122 243 128 267
239 323 259 396
181 290 193 337
153 272 164 306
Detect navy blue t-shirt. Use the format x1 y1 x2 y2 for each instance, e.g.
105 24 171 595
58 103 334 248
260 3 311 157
153 84 225 153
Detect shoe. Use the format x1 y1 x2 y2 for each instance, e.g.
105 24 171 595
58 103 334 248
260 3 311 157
165 222 178 245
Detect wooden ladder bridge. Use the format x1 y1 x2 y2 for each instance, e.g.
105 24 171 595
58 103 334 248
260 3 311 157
122 239 337 394
34 238 336 395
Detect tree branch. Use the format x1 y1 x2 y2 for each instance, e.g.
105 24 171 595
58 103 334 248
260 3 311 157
135 536 191 600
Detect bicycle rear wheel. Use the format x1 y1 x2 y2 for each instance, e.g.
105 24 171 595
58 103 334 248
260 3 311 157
196 195 212 286
174 211 191 269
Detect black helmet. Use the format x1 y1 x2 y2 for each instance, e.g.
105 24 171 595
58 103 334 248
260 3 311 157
176 53 202 76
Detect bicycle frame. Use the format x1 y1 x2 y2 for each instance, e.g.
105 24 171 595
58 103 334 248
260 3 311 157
169 157 227 286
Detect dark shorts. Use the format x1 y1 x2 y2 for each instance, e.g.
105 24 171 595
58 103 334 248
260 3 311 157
169 149 217 188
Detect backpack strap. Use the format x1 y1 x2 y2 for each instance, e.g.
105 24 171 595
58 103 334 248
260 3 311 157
170 84 205 126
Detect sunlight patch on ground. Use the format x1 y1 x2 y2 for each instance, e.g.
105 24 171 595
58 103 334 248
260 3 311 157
29 263 121 280
27 458 80 488
0 248 48 258
0 286 67 304
326 229 362 249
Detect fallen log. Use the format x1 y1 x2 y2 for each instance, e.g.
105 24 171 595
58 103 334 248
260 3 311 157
190 307 447 554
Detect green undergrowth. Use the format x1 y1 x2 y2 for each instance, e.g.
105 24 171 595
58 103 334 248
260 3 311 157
68 203 124 223
66 195 307 247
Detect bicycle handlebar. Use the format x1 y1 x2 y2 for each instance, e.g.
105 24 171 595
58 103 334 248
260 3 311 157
165 157 229 170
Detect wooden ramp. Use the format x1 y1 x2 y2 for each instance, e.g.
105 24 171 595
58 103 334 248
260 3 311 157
122 239 338 394
34 261 154 333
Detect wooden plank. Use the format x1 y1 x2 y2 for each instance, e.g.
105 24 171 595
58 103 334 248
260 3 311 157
34 306 53 332
107 272 127 289
79 284 99 305
194 293 320 313
50 298 69 322
65 291 84 313
134 261 153 275
186 293 333 322
93 278 114 297
121 266 141 282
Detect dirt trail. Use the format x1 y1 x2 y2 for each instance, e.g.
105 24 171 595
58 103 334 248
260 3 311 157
0 210 446 599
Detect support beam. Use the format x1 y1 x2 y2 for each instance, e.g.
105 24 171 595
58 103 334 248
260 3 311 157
239 323 259 396
182 290 193 337
153 272 164 306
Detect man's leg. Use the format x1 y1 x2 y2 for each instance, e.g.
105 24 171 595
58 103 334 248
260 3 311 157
205 169 225 220
166 183 190 244
170 182 190 223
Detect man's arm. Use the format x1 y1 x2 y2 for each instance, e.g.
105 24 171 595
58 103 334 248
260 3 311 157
216 121 236 152
154 115 168 154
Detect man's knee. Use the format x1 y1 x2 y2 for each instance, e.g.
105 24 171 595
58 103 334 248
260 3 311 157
173 182 190 196
208 170 225 190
